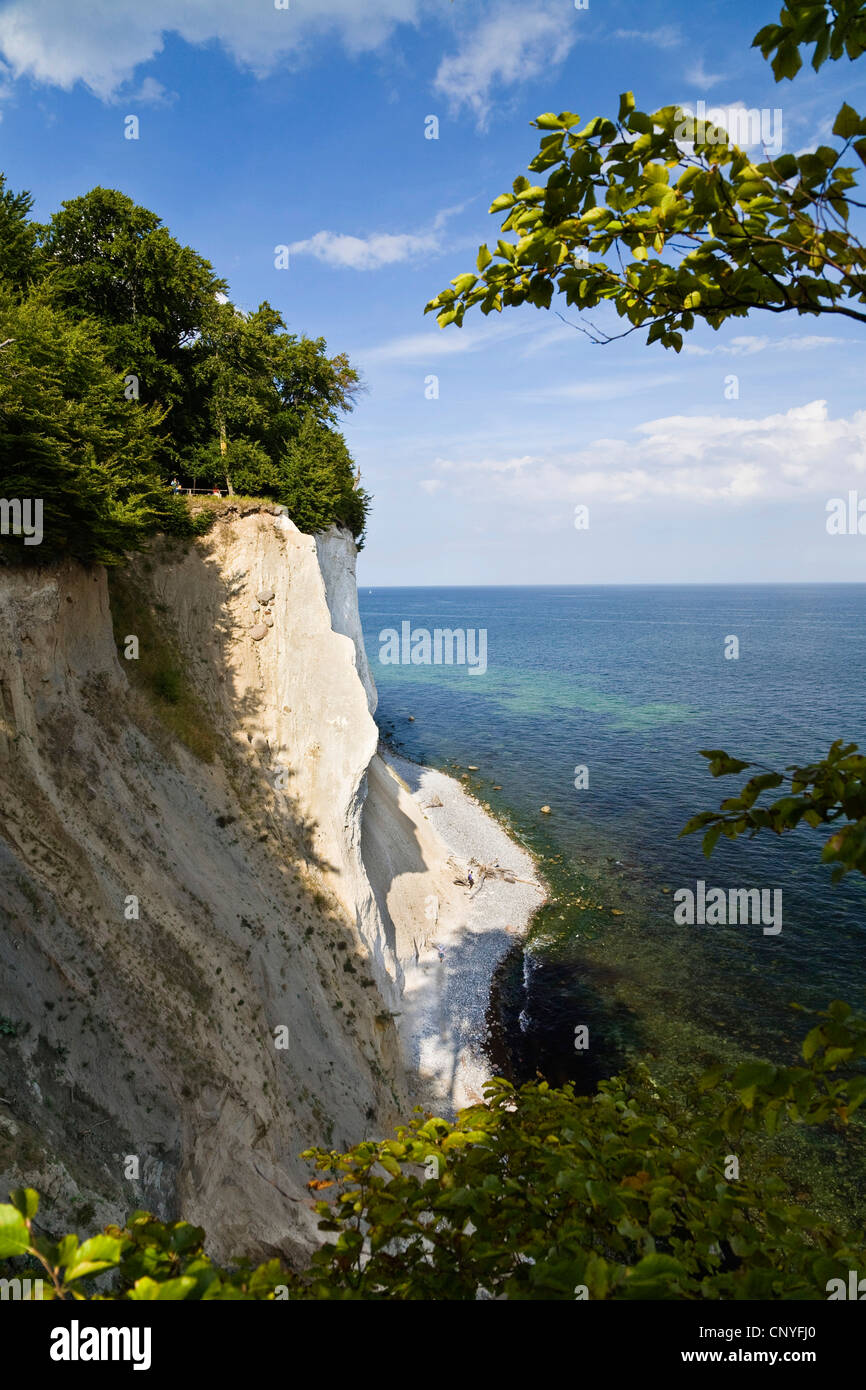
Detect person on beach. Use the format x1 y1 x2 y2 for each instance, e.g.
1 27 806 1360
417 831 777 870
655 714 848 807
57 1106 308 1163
467 870 474 889
436 944 445 961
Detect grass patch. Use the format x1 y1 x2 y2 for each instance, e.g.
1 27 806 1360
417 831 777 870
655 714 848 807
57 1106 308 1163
108 569 219 764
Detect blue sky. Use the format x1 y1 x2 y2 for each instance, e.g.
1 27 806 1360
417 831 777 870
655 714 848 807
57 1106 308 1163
1 0 865 584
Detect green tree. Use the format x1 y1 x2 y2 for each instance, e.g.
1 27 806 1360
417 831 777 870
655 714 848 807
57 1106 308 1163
39 187 225 422
186 297 366 531
0 175 41 295
280 413 370 544
681 741 866 879
0 289 172 565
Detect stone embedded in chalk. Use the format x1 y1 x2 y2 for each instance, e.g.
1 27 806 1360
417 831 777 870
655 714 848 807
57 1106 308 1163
250 623 268 641
263 615 274 627
256 589 275 604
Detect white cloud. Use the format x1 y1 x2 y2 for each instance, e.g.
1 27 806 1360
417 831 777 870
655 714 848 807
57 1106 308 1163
120 75 176 106
362 326 494 363
683 334 843 357
290 204 464 271
423 401 866 506
0 0 423 98
613 26 681 50
684 58 726 89
289 228 441 271
433 6 577 128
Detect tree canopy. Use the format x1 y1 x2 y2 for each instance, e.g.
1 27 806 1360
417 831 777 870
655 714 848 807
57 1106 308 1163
0 183 369 561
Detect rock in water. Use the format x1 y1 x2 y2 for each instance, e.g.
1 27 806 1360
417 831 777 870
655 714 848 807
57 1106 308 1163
540 805 552 815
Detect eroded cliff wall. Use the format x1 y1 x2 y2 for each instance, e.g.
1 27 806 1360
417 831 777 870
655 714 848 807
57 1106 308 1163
0 510 459 1261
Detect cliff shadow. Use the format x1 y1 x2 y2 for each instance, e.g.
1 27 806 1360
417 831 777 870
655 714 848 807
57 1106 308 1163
113 529 333 874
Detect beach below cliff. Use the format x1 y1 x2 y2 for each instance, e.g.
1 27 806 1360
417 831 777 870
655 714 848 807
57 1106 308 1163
382 751 546 1117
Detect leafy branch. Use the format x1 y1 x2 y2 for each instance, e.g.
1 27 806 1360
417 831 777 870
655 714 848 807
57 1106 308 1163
680 740 866 879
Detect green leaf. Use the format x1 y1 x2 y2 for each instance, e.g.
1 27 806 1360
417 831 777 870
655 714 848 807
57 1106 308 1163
732 1061 776 1091
62 1233 123 1283
9 1188 39 1221
832 103 864 139
702 822 724 857
0 1204 31 1259
128 1276 198 1300
535 113 565 130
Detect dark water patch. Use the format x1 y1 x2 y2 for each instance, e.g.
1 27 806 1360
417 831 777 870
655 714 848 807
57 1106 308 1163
486 940 638 1091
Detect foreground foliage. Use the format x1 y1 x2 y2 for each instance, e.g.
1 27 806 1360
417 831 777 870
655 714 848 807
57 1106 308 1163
2 1000 863 1300
683 741 866 879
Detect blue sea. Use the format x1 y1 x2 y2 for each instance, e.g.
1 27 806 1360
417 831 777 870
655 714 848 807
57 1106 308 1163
359 585 866 1098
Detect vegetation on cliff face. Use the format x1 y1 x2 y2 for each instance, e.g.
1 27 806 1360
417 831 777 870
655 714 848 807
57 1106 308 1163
3 999 864 1299
0 181 369 563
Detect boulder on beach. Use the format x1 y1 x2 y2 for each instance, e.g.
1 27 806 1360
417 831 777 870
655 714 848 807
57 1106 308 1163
250 623 268 641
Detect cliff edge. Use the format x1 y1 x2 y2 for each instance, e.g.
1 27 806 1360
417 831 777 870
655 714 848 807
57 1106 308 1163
0 510 463 1262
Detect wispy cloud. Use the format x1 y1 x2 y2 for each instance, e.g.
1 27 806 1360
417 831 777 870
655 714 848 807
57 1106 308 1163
613 26 681 49
433 5 578 129
359 314 557 364
524 371 678 403
422 401 866 506
684 57 726 89
683 334 844 357
116 75 176 106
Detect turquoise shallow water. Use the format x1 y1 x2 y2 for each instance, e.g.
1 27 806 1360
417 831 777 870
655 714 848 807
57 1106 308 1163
360 585 866 1091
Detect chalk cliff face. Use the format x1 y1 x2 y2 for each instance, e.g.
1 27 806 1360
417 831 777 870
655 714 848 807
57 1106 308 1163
0 511 459 1261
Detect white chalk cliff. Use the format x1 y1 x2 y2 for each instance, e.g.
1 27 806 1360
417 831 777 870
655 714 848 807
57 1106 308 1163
0 510 464 1261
